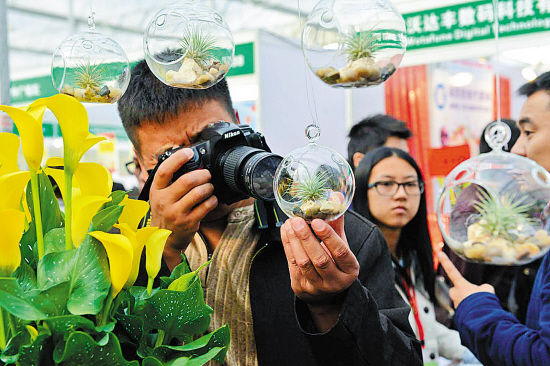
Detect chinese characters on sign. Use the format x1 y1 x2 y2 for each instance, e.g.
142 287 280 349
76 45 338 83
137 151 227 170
404 0 550 50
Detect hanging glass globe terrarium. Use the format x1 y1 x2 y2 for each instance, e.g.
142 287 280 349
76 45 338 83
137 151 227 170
143 2 234 89
302 0 406 88
51 14 130 103
274 125 355 222
437 122 550 265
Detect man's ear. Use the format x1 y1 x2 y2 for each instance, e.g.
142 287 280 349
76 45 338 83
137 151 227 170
235 109 241 125
353 152 365 168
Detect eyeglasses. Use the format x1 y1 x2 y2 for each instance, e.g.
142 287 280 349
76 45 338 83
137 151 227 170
125 159 140 175
368 180 424 196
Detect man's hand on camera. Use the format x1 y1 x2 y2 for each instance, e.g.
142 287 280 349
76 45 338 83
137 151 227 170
149 148 218 265
280 216 359 332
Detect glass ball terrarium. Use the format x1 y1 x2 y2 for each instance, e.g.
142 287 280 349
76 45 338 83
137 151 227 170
144 2 234 89
437 122 550 265
274 125 355 222
51 19 130 103
302 0 406 88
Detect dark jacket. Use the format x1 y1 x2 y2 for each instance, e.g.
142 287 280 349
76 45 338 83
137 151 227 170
455 250 550 365
137 209 422 365
250 209 422 365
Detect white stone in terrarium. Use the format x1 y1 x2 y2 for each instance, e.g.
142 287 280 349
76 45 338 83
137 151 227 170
437 122 550 265
302 0 406 88
144 2 234 89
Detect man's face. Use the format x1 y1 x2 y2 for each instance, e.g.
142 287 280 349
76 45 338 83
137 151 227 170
134 99 239 218
512 90 550 172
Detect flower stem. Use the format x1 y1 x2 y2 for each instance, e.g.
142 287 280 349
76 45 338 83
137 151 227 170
98 292 115 326
64 170 73 250
30 171 44 259
155 330 165 348
147 277 154 295
0 309 6 350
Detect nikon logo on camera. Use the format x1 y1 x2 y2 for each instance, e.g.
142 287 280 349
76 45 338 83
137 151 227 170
224 131 241 139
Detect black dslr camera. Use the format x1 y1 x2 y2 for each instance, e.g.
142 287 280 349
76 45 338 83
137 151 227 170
139 122 282 204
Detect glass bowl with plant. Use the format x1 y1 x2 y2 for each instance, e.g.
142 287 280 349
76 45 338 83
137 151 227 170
0 95 229 365
144 3 234 89
52 29 130 103
274 136 354 222
437 123 550 265
302 0 406 88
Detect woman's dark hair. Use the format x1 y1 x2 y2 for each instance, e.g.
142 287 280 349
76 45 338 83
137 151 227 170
352 146 436 303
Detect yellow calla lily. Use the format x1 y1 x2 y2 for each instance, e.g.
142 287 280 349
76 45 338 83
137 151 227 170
88 231 133 297
45 157 113 201
112 224 162 290
0 105 45 172
0 133 20 176
119 197 150 231
144 228 172 293
29 94 105 174
0 171 31 211
72 195 110 247
0 209 25 277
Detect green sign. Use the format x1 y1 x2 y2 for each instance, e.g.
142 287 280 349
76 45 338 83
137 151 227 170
227 42 254 77
404 0 550 50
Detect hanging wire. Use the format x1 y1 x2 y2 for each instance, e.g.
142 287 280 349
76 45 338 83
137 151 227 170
298 0 321 140
492 0 501 124
88 0 96 30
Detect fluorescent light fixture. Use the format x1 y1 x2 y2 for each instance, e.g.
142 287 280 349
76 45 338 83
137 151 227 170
449 72 473 87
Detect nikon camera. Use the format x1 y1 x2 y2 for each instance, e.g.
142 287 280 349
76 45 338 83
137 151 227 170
140 121 282 205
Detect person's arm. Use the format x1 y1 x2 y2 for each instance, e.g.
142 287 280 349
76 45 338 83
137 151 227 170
439 252 550 366
281 218 422 365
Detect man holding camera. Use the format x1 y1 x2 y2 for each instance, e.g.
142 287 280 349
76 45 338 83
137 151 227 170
118 60 421 366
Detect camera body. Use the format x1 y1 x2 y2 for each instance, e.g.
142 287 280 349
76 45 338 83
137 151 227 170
157 121 282 204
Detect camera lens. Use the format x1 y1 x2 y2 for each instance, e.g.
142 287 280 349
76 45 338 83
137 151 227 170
221 147 282 202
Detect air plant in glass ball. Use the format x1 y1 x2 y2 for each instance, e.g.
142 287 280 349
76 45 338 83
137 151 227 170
302 0 406 88
51 13 130 103
144 2 234 89
437 121 550 265
274 125 354 222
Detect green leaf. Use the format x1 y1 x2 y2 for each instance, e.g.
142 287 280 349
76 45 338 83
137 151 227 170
110 191 128 206
14 261 37 292
167 273 196 292
36 237 111 315
43 227 66 255
160 256 193 289
91 205 124 233
20 224 37 268
142 356 165 366
26 282 71 317
152 325 230 363
135 279 213 341
1 328 32 363
0 278 47 320
42 315 112 335
52 331 139 366
1 328 53 365
25 171 64 236
182 347 225 366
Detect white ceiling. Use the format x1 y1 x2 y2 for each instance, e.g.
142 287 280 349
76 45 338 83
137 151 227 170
5 0 471 79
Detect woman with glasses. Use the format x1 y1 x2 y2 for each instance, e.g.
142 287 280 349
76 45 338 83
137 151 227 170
352 147 478 365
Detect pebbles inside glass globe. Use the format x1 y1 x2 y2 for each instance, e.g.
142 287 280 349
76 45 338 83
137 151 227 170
274 142 355 222
51 31 130 103
144 3 234 89
302 0 406 88
437 124 550 265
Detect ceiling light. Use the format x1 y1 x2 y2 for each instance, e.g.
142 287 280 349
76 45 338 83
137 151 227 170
449 72 473 87
521 67 537 81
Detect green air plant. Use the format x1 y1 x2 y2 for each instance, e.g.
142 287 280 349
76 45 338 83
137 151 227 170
180 26 217 65
74 61 105 90
342 30 381 62
288 170 331 203
473 189 535 240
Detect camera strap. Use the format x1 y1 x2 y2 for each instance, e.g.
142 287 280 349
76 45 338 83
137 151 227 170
138 165 160 202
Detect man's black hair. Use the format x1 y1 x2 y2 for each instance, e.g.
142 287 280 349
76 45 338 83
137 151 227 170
518 71 550 97
346 114 412 167
117 60 236 153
